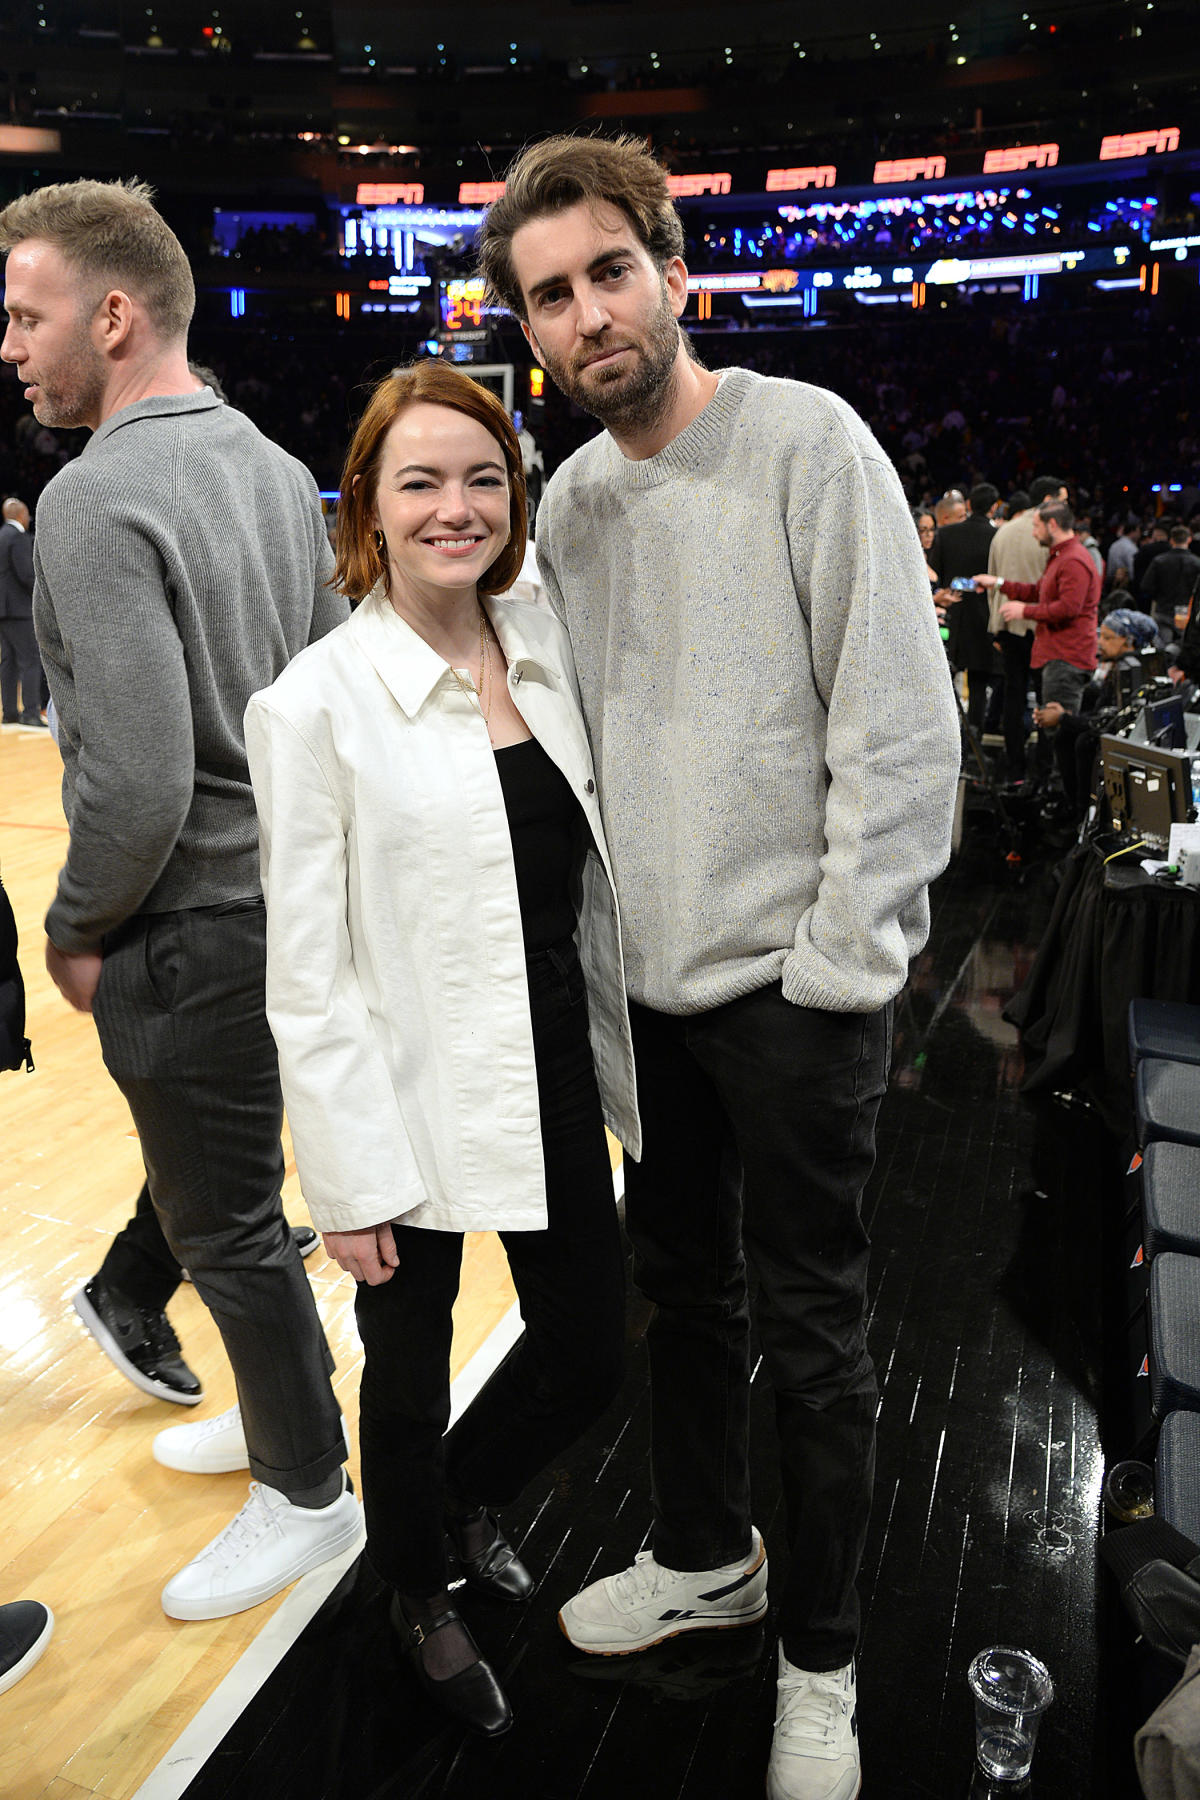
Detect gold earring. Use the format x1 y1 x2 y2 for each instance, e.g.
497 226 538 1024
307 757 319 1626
372 528 385 555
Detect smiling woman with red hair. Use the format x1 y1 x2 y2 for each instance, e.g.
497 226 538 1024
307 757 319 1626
244 360 640 1736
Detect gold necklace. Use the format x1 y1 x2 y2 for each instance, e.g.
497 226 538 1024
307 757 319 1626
449 606 498 738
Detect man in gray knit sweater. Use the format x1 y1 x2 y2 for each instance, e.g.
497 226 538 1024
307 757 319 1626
481 136 960 1800
0 179 362 1619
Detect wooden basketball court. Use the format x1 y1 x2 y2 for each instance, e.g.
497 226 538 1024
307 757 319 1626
0 722 561 1799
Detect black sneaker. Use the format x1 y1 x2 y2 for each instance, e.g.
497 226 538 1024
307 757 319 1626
73 1275 203 1405
179 1224 320 1283
0 1601 54 1695
292 1224 320 1258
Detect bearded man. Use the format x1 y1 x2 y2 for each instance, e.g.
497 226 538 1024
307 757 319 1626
479 134 960 1800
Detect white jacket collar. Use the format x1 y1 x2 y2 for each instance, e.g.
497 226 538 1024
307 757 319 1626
348 584 566 719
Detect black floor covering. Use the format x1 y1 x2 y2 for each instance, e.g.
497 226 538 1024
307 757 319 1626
179 845 1148 1800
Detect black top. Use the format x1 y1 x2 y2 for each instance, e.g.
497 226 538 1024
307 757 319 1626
495 736 585 953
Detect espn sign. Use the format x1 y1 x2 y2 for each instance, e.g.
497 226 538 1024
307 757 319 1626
458 181 507 205
765 166 838 192
666 172 732 198
355 182 425 205
982 143 1059 174
873 156 947 184
1099 127 1180 160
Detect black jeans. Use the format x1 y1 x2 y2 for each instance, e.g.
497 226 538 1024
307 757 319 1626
94 903 344 1497
624 985 892 1672
354 938 625 1597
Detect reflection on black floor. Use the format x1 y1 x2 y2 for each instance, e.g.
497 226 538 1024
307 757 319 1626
180 852 1143 1800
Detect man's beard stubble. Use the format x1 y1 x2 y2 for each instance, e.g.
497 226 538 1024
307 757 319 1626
538 281 683 438
31 300 108 430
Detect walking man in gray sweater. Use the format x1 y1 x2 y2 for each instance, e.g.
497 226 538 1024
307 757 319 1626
0 178 363 1619
480 135 960 1800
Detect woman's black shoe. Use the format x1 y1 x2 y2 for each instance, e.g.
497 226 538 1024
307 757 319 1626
390 1594 512 1737
447 1508 535 1603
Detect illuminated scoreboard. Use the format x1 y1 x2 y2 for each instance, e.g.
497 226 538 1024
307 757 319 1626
439 277 505 338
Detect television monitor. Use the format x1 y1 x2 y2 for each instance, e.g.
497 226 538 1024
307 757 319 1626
1100 735 1194 847
1145 693 1187 749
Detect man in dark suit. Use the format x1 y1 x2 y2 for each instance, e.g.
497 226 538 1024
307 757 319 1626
931 481 1001 734
0 497 46 728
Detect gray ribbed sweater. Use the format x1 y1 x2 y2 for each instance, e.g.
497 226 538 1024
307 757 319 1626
33 390 346 952
536 367 961 1015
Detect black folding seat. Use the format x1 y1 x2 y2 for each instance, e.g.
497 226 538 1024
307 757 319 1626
1150 1254 1200 1419
1156 1409 1200 1543
1128 999 1200 1073
1136 1059 1200 1151
1143 1141 1200 1261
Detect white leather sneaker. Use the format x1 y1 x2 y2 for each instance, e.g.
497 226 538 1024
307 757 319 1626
766 1647 861 1800
559 1527 768 1654
160 1478 365 1620
153 1403 248 1473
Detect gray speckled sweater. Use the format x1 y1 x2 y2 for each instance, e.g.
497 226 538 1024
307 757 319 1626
535 366 961 1015
33 389 346 952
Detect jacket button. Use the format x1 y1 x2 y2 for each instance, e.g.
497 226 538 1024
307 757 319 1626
585 779 595 794
513 669 522 684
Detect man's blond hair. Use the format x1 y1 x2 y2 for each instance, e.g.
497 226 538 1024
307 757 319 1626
0 177 194 340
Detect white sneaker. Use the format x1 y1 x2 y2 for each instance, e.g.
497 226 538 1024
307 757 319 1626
154 1405 351 1476
160 1478 365 1620
153 1403 248 1473
766 1647 861 1800
558 1527 768 1655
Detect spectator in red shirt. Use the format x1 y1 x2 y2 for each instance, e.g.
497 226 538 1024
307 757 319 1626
977 500 1101 715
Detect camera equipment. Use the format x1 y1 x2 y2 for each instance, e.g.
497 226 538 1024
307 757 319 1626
949 576 978 592
1113 657 1168 712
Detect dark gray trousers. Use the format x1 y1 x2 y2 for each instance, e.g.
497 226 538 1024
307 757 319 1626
93 901 344 1497
0 616 44 721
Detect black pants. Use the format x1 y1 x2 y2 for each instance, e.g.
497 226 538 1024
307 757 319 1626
1052 712 1101 820
99 1179 185 1311
999 631 1034 778
353 939 625 1597
964 666 999 736
0 617 45 721
94 903 344 1497
624 986 892 1673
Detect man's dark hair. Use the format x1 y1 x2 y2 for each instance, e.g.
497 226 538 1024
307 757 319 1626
1005 490 1030 516
1038 500 1074 533
1169 524 1192 546
478 133 685 318
1029 475 1065 506
968 483 999 516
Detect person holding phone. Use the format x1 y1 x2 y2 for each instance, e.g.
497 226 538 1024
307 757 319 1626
244 360 639 1738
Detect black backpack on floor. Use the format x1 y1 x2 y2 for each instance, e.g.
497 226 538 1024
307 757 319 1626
0 875 34 1073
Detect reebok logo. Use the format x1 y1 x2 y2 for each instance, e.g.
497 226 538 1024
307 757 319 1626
698 1565 760 1605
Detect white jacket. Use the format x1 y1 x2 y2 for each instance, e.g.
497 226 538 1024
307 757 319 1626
244 585 640 1237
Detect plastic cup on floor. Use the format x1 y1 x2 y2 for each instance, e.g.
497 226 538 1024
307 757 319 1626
1103 1459 1154 1523
967 1646 1054 1783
